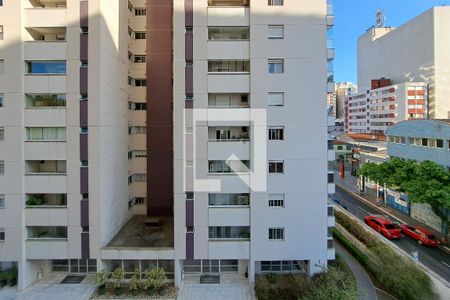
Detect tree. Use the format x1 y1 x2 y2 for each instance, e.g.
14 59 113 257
358 159 450 235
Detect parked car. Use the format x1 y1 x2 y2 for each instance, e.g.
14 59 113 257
364 215 401 239
399 224 440 247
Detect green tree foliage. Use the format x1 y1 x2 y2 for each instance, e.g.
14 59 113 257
357 159 450 220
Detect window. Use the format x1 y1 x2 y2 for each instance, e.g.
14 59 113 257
260 261 304 273
268 59 284 73
128 126 146 134
186 192 194 200
134 150 147 157
134 197 146 205
132 79 146 87
208 27 249 40
328 172 334 183
268 92 284 106
421 138 428 147
0 228 4 241
269 161 284 174
268 127 284 140
128 102 147 110
134 32 146 39
26 194 67 207
134 8 146 16
0 195 4 209
0 160 4 175
26 161 66 174
0 25 3 40
26 127 66 141
26 94 66 108
269 228 284 240
436 139 444 148
0 127 3 141
208 60 250 73
134 55 146 63
0 59 4 74
26 61 66 74
269 194 284 207
268 0 284 5
209 194 250 206
208 226 250 239
268 25 284 39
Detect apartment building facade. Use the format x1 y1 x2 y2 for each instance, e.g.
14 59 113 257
0 0 334 290
357 6 450 119
344 80 427 134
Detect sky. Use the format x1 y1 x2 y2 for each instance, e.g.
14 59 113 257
334 0 449 84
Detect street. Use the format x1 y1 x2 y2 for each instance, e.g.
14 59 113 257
333 185 450 285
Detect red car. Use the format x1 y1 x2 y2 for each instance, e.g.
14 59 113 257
364 215 401 239
400 224 440 247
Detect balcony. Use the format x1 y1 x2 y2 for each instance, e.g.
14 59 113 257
208 94 250 108
25 161 67 193
207 41 249 59
207 6 249 26
25 27 66 42
25 208 68 226
208 0 249 7
26 239 68 259
25 41 67 61
207 108 251 126
208 207 250 226
208 240 250 259
208 140 250 160
208 75 250 93
24 141 66 160
24 7 67 28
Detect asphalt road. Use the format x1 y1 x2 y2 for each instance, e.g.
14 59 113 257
333 185 450 285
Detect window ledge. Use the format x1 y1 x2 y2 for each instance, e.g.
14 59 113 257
208 205 250 208
25 173 67 176
26 238 68 241
208 238 250 242
25 206 67 209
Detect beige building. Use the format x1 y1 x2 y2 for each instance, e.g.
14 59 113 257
0 0 334 291
357 6 450 119
335 81 356 119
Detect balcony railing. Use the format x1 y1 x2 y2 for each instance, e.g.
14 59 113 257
208 0 249 6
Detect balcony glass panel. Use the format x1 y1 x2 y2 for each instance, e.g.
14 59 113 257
26 94 66 108
208 27 249 40
208 60 250 73
26 160 66 174
26 61 66 74
209 194 250 206
27 226 67 239
208 160 249 173
208 0 249 6
26 194 67 207
209 226 250 239
26 127 66 141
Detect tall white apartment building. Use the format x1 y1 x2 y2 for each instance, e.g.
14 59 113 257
357 6 450 119
0 0 334 290
344 80 427 134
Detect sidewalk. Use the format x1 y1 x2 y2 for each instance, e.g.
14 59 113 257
335 243 377 300
334 169 448 245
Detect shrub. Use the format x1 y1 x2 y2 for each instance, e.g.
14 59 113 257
111 268 124 295
303 266 358 300
143 268 166 294
95 270 107 295
255 274 310 300
128 269 141 295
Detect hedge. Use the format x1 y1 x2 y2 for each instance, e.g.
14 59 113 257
335 210 436 300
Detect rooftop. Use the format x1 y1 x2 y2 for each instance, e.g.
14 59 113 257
106 215 174 249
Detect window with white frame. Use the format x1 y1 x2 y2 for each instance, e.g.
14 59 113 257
268 25 284 39
269 161 284 174
0 228 4 241
134 197 146 205
268 92 284 106
0 160 4 175
268 59 284 73
268 228 284 240
268 127 284 140
268 194 284 207
0 127 4 141
0 194 4 209
133 55 146 63
268 0 284 5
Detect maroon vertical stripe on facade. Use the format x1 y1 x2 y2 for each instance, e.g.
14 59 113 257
147 0 174 216
80 199 89 227
186 200 194 227
80 134 88 161
186 232 194 259
80 1 89 28
81 232 90 259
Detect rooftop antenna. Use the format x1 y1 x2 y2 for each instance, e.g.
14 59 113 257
375 10 386 28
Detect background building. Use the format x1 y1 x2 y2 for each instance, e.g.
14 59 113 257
357 6 450 119
0 0 334 291
335 82 356 119
344 80 427 134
